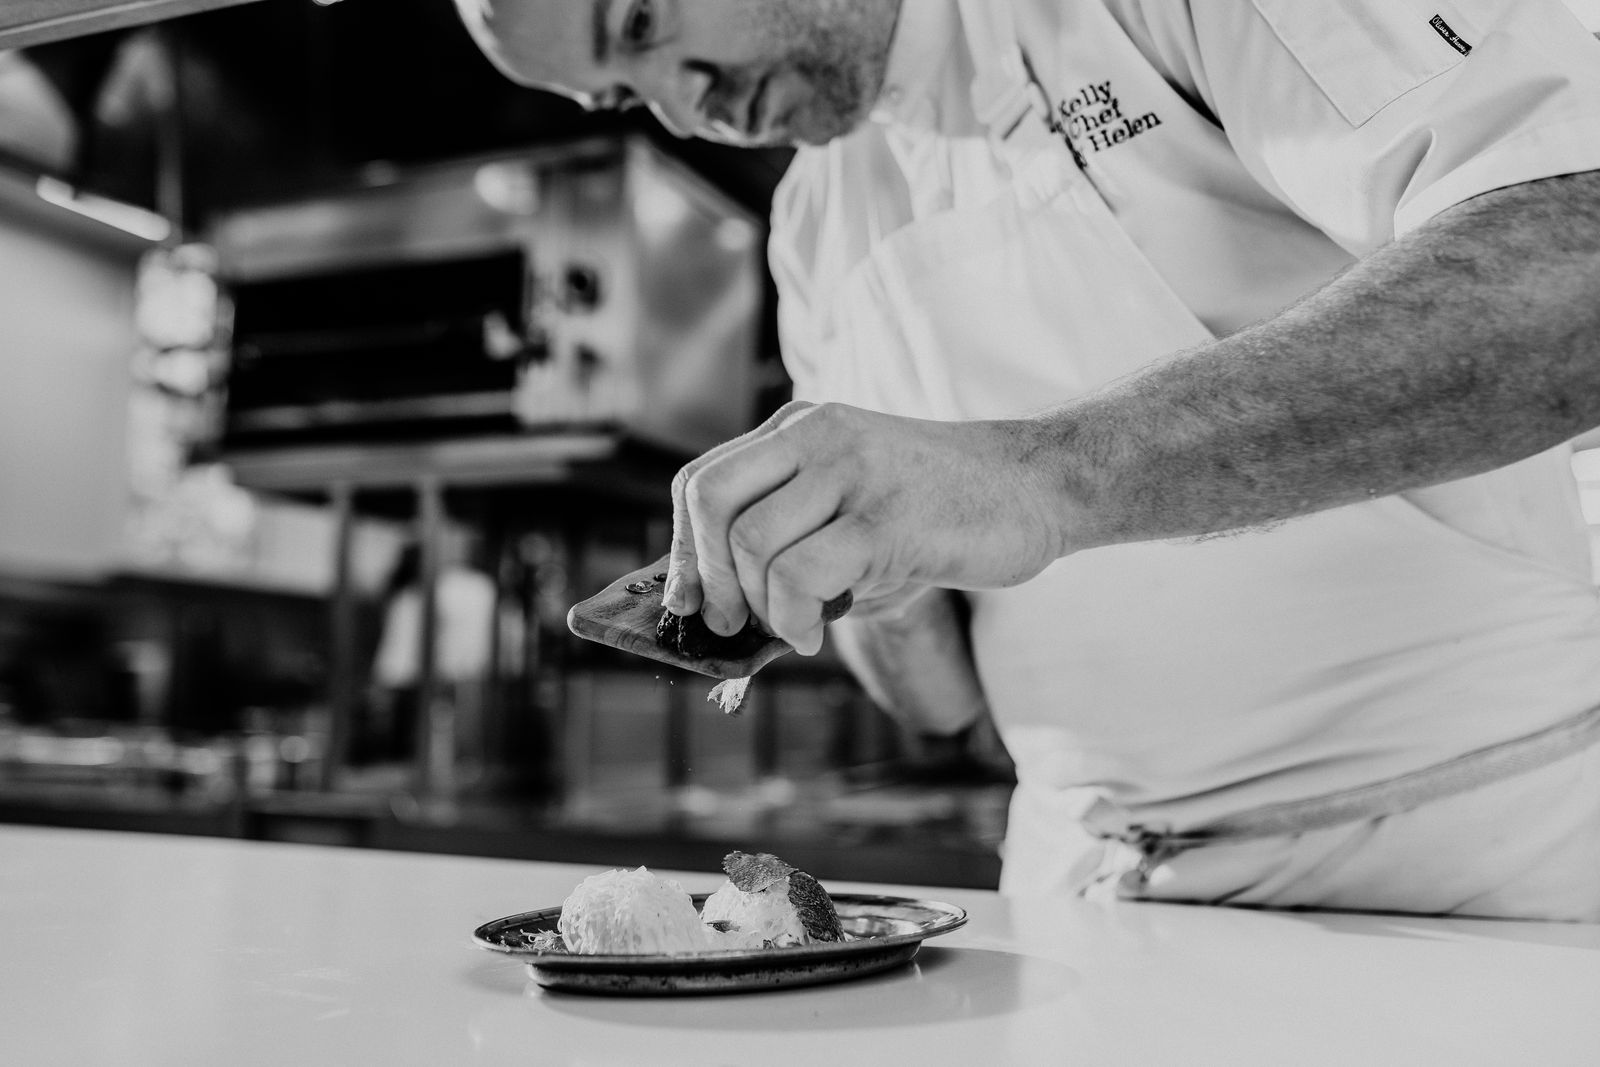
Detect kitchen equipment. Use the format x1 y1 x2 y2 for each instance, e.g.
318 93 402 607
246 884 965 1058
211 137 764 456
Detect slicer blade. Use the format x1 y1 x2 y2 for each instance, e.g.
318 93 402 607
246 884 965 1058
565 554 852 680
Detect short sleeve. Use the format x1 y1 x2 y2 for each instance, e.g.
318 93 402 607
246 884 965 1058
1188 0 1600 254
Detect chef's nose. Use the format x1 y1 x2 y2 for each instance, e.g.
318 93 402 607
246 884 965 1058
638 63 717 139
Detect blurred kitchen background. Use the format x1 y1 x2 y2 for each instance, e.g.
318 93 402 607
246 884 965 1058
0 0 1014 888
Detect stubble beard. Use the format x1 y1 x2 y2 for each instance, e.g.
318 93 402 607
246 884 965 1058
763 0 900 145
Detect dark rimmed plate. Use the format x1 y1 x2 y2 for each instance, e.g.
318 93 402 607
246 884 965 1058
473 893 968 996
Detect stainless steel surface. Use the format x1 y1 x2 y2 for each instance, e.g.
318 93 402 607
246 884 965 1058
219 432 626 493
474 893 969 995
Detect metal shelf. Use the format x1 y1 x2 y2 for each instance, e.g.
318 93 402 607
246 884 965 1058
223 431 655 499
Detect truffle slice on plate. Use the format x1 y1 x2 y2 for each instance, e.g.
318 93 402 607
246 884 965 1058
703 851 845 948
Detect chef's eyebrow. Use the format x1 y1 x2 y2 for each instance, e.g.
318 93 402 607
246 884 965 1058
592 0 612 64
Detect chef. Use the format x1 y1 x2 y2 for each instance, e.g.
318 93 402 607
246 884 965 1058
457 0 1600 919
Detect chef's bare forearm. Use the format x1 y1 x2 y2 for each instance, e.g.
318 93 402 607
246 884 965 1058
1032 170 1600 551
830 592 989 738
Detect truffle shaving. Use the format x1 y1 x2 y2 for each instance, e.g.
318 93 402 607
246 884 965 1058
721 851 845 945
724 851 796 894
788 871 845 943
707 676 752 715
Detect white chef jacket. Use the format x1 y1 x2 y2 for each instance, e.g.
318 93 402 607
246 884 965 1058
778 0 1600 342
770 0 1600 872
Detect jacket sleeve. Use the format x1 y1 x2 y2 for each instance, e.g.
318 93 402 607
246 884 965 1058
1184 0 1600 254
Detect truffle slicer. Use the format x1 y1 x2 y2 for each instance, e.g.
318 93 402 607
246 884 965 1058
565 553 852 680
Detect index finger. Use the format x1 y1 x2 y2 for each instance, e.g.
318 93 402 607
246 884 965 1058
665 401 815 631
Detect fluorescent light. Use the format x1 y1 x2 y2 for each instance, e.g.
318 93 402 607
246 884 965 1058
34 175 173 243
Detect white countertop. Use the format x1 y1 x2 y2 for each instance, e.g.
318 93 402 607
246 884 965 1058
3 825 1597 1066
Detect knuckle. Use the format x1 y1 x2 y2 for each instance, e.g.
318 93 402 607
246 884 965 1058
774 398 813 421
808 401 843 429
681 467 719 515
806 403 866 457
768 550 813 595
674 447 725 493
670 464 694 501
726 511 765 559
811 400 858 428
767 399 814 434
831 510 870 547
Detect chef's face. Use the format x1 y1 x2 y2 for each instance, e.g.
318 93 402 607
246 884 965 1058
455 0 902 147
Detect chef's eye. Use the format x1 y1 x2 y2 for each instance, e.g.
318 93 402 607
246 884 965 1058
620 0 657 49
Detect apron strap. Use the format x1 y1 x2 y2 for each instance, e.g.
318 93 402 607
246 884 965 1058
1084 699 1600 890
954 0 1062 169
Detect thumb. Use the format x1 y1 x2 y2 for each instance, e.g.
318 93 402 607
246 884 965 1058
664 462 704 617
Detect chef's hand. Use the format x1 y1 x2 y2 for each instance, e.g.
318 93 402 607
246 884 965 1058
661 401 1063 654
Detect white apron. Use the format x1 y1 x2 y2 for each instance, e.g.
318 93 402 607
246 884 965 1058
779 0 1600 912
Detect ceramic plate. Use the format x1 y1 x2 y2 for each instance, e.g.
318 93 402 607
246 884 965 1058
473 893 968 996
